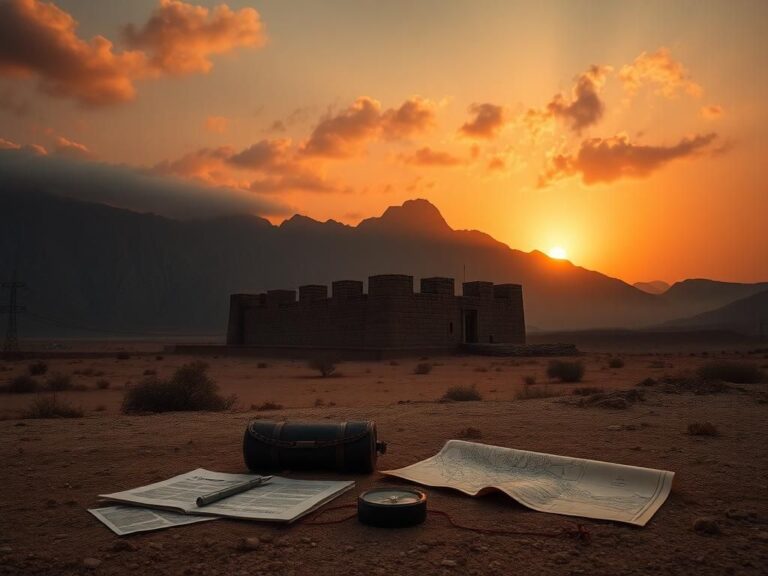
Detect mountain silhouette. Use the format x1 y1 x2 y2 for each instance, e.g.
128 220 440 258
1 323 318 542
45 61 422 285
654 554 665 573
1 190 765 337
633 281 670 295
662 289 768 335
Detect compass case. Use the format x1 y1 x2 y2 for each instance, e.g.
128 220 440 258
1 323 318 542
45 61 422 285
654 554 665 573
243 420 386 473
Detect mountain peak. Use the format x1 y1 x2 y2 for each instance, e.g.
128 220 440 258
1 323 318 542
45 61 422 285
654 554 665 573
357 198 452 235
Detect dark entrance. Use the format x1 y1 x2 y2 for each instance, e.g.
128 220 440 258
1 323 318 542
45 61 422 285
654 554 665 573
463 310 478 343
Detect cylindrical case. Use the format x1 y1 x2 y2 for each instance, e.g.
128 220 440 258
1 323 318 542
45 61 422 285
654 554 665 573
243 420 387 473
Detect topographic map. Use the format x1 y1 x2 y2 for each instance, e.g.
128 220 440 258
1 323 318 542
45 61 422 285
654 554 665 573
384 440 674 526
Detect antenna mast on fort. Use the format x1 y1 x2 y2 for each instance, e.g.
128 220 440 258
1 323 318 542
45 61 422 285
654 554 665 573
1 268 27 357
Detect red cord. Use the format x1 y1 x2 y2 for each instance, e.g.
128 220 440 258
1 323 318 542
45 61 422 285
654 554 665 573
303 504 590 543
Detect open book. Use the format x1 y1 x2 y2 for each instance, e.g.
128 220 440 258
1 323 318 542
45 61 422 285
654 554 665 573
99 469 355 524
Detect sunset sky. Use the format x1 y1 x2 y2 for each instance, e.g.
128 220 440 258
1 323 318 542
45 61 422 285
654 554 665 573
1 0 766 284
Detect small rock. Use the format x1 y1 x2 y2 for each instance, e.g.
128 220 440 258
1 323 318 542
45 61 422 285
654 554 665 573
726 509 750 520
274 538 292 548
259 533 275 544
344 545 354 553
0 546 12 554
148 542 163 550
238 537 261 551
110 541 137 552
83 557 102 570
552 552 570 565
417 545 429 554
300 537 311 544
693 517 721 535
607 425 622 431
441 559 457 567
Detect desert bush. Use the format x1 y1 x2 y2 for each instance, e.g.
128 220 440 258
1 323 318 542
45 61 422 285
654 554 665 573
608 358 625 369
116 352 131 360
143 369 157 376
687 421 719 436
257 362 268 369
46 373 72 392
547 360 585 383
475 366 489 373
94 404 106 412
23 396 83 419
697 361 763 384
121 361 235 413
414 362 432 375
516 385 563 400
252 401 283 411
308 355 338 378
314 398 325 407
441 385 482 402
28 361 48 376
457 427 482 439
637 377 657 387
522 375 537 386
6 375 39 394
96 379 110 390
389 360 399 366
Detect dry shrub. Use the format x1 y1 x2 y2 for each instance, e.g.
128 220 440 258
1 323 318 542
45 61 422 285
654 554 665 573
522 375 537 386
457 427 482 439
442 385 482 401
314 398 325 407
28 361 48 376
659 373 730 395
608 358 625 369
5 375 39 394
143 369 157 376
96 379 110 390
515 384 563 400
637 377 657 387
257 362 268 369
122 361 235 413
116 352 131 360
475 366 489 373
23 396 83 419
547 360 585 383
687 421 719 436
46 373 72 392
308 355 339 378
414 362 432 375
253 401 283 411
697 361 763 384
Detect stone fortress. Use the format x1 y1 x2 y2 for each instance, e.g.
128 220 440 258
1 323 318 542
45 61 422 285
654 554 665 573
227 274 525 356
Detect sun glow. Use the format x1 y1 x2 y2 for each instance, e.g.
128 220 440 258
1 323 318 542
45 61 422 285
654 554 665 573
548 246 568 260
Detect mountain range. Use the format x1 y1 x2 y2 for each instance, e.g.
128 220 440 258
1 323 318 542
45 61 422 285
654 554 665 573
1 190 766 337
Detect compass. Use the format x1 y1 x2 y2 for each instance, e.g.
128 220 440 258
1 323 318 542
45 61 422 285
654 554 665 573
357 487 427 527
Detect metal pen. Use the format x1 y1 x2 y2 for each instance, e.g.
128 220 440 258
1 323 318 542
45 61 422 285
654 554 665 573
195 475 273 507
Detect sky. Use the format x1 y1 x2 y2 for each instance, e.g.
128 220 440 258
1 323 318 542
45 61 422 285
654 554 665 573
0 0 766 284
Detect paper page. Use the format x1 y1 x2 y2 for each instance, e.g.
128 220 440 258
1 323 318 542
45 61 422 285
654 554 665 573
89 505 215 536
100 469 355 523
384 440 674 526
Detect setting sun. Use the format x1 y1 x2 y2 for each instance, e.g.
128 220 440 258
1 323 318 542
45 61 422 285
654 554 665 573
548 246 568 260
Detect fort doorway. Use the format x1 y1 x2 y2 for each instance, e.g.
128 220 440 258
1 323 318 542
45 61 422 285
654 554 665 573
463 310 478 343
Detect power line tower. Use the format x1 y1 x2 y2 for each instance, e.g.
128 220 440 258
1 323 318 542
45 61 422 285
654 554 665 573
1 269 27 358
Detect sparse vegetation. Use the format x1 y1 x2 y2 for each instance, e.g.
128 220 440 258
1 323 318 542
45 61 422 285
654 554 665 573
522 375 537 386
314 397 325 407
697 361 763 384
96 379 110 390
547 360 585 383
389 360 399 366
28 361 48 376
608 358 625 369
572 387 604 396
5 375 39 394
457 427 482 439
252 401 283 411
577 389 645 410
414 362 432 375
308 355 339 378
687 421 719 436
122 361 235 413
45 373 72 392
116 352 131 360
143 369 157 376
441 384 482 401
23 396 83 419
637 377 657 387
257 362 268 369
475 366 489 373
515 384 563 400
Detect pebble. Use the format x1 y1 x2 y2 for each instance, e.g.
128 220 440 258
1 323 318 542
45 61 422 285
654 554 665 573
110 541 137 552
344 545 355 553
259 533 275 543
693 517 721 535
440 559 457 567
0 546 12 554
274 538 292 548
83 557 102 570
417 545 429 554
607 425 622 431
552 552 570 565
238 537 261 551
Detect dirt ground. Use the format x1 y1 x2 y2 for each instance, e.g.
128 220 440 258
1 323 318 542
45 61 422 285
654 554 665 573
1 346 767 575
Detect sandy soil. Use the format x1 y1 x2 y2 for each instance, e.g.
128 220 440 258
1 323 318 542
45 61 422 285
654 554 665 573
1 347 767 575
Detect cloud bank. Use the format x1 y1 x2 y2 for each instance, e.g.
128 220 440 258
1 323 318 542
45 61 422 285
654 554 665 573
459 103 506 139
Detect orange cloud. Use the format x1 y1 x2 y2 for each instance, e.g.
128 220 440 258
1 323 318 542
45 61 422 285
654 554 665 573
0 138 47 155
401 147 463 167
540 133 718 186
123 0 265 75
205 115 230 133
303 96 436 158
619 48 702 98
546 65 612 133
0 87 31 116
0 0 265 107
700 104 724 120
381 96 437 139
459 103 506 139
54 135 90 158
152 145 238 185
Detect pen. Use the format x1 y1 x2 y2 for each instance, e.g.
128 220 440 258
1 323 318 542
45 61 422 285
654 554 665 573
196 476 273 507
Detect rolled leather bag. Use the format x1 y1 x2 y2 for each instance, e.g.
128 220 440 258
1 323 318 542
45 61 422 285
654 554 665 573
243 420 387 473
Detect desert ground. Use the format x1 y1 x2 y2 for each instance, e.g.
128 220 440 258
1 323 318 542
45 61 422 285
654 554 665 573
1 343 767 576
